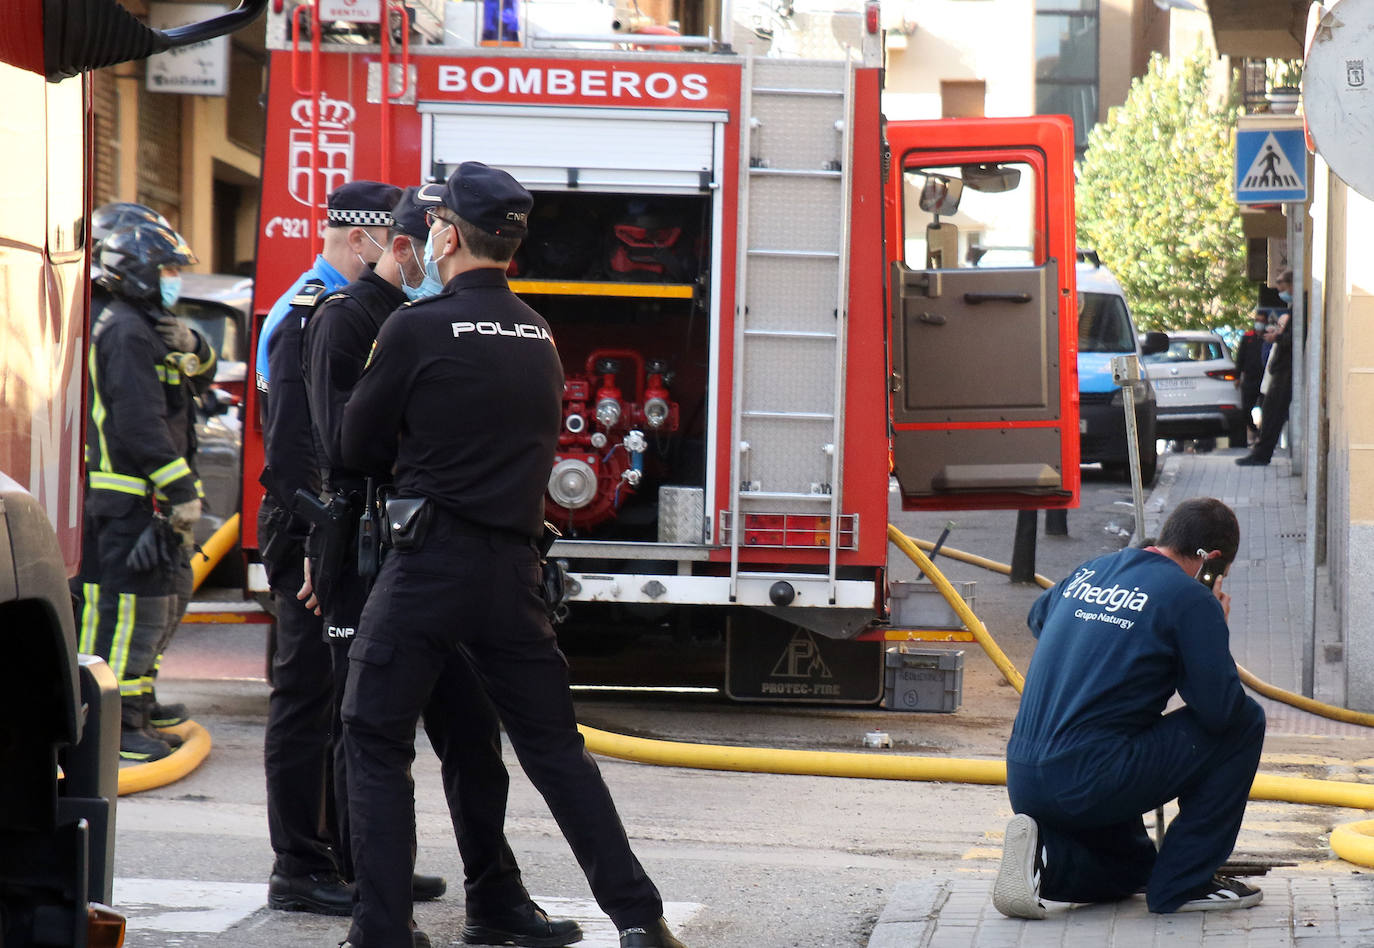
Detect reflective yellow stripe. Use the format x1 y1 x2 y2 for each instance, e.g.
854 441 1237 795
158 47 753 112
89 342 113 475
79 583 100 653
118 678 144 697
149 457 192 488
155 364 167 382
139 675 155 695
109 592 136 682
89 471 150 496
194 478 205 500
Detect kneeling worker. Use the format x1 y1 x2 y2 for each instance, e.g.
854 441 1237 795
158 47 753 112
994 497 1265 918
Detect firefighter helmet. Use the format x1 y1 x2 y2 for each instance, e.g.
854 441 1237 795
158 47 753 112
91 202 170 248
98 222 198 302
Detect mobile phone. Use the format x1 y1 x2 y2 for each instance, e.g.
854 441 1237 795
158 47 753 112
1198 569 1219 592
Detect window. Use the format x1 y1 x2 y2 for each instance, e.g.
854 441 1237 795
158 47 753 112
902 161 1039 270
1035 0 1099 155
941 80 986 118
1143 339 1226 364
1077 292 1133 353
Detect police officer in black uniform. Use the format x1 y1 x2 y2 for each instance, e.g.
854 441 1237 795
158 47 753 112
301 186 579 947
259 181 445 915
339 163 686 948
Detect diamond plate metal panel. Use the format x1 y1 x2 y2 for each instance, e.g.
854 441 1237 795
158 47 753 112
746 175 843 252
657 486 705 544
744 257 840 334
741 338 837 414
750 95 847 172
739 417 836 493
753 59 849 93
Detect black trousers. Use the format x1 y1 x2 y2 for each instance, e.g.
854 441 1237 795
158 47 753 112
1007 698 1265 913
319 521 527 903
1251 376 1292 462
1239 381 1261 435
260 500 338 878
342 514 662 948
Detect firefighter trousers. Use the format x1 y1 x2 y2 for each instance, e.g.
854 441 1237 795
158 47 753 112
1007 697 1266 913
342 517 662 948
71 500 174 715
322 536 528 908
260 501 338 879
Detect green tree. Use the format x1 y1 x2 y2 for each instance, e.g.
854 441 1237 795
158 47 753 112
1076 52 1250 332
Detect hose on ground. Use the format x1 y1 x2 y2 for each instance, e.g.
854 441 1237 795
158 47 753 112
191 512 240 591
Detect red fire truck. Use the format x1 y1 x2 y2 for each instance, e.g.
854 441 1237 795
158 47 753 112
244 1 1078 698
0 1 263 941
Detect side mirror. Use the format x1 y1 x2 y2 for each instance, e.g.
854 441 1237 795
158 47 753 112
916 174 964 216
1140 331 1170 356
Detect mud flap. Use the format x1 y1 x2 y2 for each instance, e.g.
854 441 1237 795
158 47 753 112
725 612 883 704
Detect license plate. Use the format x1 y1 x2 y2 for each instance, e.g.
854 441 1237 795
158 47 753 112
1153 378 1195 390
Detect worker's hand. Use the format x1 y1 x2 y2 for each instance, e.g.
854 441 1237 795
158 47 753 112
155 314 198 353
1213 574 1231 622
298 557 321 615
169 498 201 531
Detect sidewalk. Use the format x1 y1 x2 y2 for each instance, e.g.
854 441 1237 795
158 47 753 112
868 446 1374 947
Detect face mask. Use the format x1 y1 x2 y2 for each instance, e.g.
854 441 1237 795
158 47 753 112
398 238 432 301
410 228 448 299
1278 290 1292 304
1254 321 1267 331
160 273 181 307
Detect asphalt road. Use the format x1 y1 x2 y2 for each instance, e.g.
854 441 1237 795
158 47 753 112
115 465 1374 947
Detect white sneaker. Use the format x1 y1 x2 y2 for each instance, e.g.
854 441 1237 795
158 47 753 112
992 814 1047 920
1173 875 1262 912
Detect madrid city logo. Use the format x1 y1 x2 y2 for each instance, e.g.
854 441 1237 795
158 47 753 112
288 93 357 209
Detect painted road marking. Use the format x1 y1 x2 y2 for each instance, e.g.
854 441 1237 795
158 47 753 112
112 881 701 943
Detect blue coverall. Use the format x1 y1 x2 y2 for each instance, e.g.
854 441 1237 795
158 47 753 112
1006 547 1266 913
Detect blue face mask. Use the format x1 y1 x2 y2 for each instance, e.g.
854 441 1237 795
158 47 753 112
1278 290 1292 304
405 229 447 300
160 273 182 307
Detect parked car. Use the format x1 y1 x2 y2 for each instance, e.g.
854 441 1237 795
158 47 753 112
171 274 250 584
1141 330 1247 449
1076 255 1167 483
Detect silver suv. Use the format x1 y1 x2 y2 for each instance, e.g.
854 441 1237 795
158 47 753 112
1141 330 1246 449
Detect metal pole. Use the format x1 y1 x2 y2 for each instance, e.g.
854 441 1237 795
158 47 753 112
1113 355 1147 545
1045 509 1068 536
1296 199 1319 699
1011 510 1038 583
1288 205 1305 475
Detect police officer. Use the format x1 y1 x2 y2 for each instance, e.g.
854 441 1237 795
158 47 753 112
73 219 213 762
259 181 444 915
301 186 579 946
339 163 686 948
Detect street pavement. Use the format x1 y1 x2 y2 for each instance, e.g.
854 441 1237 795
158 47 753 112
868 446 1374 947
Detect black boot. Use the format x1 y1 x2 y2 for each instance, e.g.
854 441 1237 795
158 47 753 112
120 698 172 762
462 900 583 946
150 700 190 727
619 918 686 948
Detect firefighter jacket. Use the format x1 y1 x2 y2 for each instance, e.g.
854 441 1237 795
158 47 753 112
302 267 406 496
85 289 213 515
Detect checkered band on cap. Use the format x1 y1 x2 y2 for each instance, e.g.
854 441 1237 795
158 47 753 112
327 208 394 226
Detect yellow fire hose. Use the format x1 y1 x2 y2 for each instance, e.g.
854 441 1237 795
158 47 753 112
116 515 238 795
582 524 1374 869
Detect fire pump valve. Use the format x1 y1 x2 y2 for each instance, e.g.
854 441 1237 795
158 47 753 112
546 349 679 531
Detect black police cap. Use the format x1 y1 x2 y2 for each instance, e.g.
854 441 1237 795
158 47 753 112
390 186 432 241
327 180 403 227
426 162 532 239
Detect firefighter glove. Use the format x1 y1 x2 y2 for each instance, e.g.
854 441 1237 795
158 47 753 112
155 314 198 353
126 521 164 572
170 498 202 531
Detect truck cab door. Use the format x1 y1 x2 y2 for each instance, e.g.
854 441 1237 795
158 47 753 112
885 116 1079 511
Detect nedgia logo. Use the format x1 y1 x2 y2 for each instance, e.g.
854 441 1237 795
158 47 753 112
1061 568 1149 613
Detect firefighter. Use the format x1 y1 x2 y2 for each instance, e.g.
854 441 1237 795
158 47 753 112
338 163 686 948
299 184 581 948
73 219 214 762
257 181 446 917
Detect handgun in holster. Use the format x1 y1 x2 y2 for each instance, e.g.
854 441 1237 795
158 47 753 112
294 489 359 600
259 502 296 566
538 520 570 624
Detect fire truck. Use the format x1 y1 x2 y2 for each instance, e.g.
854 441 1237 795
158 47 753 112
244 0 1079 697
0 1 263 941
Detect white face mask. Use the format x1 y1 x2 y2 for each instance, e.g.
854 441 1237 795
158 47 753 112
400 237 443 300
160 273 182 307
410 223 452 299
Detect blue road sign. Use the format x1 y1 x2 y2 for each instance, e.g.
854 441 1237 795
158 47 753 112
1236 126 1308 204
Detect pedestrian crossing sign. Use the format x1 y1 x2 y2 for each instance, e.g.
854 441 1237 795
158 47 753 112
1235 120 1308 204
